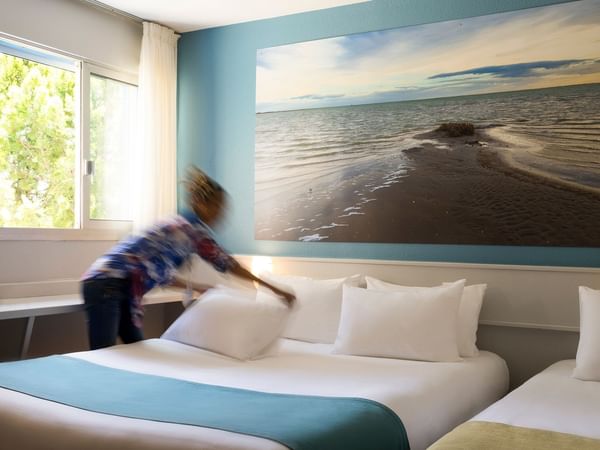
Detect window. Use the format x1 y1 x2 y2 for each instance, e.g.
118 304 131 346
0 37 137 238
89 74 136 222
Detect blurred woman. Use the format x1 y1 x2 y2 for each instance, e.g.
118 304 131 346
81 166 293 350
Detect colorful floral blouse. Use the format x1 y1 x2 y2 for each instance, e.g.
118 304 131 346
82 211 235 327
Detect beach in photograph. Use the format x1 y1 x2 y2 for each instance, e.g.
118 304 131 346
254 84 600 246
319 122 600 246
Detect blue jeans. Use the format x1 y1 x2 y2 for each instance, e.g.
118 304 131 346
82 278 143 350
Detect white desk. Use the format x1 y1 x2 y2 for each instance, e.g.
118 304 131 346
0 288 184 359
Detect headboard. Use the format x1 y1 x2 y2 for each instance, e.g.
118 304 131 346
231 256 599 332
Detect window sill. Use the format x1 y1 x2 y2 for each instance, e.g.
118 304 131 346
0 287 184 320
0 227 129 241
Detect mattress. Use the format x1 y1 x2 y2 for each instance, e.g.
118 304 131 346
0 338 508 450
474 359 600 440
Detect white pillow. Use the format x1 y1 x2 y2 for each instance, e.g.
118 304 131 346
573 286 600 381
365 276 486 357
161 287 288 360
333 280 465 362
257 273 362 343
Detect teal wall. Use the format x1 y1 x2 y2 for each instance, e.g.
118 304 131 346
177 0 600 267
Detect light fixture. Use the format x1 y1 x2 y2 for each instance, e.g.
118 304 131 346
251 256 273 277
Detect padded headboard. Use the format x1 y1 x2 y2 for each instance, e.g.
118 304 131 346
200 255 600 332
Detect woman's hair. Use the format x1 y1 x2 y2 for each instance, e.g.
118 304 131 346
184 166 225 205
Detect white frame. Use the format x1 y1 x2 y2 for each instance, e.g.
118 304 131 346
0 38 138 241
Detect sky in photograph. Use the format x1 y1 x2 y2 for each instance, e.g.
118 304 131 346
256 0 600 113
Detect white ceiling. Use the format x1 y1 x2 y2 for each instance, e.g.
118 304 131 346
91 0 370 33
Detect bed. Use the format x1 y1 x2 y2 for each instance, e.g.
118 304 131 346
0 337 508 450
429 360 600 449
430 284 600 449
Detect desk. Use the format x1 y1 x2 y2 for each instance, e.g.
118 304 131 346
0 288 184 359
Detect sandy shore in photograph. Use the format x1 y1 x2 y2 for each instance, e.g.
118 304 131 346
485 126 600 197
322 125 600 246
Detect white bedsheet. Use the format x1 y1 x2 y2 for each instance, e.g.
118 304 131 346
475 359 600 440
0 338 508 450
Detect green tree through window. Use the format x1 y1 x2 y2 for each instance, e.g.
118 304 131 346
0 53 76 228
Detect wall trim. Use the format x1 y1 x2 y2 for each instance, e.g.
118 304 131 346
4 256 594 333
235 254 600 274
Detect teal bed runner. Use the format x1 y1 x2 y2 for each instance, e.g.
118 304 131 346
0 355 409 450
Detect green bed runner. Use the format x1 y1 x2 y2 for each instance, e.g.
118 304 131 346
0 355 409 450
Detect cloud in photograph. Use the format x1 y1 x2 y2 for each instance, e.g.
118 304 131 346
256 0 600 112
430 59 588 80
291 94 345 100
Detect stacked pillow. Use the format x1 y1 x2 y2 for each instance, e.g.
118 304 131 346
573 286 600 381
257 273 484 362
364 276 486 357
162 271 487 364
333 280 466 362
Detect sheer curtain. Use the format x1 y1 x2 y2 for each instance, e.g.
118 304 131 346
133 22 180 231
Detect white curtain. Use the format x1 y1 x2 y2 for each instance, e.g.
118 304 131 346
133 22 180 231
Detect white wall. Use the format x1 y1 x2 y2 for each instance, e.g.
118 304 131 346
0 241 114 284
0 0 142 73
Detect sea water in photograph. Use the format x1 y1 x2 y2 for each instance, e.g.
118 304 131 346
255 0 600 246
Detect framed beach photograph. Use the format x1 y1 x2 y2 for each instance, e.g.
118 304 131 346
254 0 600 246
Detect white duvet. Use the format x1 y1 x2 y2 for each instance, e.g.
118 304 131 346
0 338 508 450
475 360 600 440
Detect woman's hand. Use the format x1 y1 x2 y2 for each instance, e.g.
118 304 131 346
227 261 295 307
269 286 295 306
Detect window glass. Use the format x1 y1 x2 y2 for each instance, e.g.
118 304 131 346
89 74 136 221
0 51 76 228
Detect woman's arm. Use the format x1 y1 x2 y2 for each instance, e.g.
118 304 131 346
190 231 294 305
228 261 295 306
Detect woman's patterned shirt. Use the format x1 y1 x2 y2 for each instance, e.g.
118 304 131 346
82 211 235 326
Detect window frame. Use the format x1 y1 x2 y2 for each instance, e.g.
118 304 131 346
0 37 137 241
